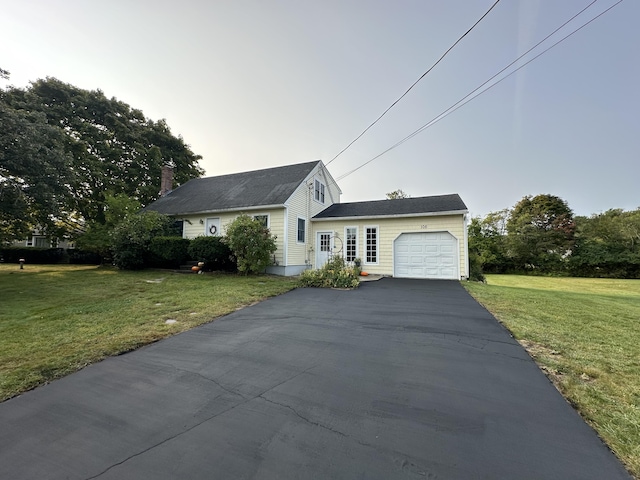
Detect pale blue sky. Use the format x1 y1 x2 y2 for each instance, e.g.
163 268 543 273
2 0 638 217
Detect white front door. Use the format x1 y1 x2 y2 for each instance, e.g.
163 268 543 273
316 232 332 268
205 217 220 236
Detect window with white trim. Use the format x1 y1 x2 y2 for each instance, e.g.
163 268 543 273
345 227 357 262
314 179 325 204
253 215 269 228
297 218 306 243
365 227 378 264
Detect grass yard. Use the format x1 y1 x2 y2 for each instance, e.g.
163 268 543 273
0 264 297 402
464 275 640 479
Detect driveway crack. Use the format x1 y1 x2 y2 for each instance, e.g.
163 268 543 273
83 398 247 480
171 366 248 399
258 396 347 438
83 366 316 479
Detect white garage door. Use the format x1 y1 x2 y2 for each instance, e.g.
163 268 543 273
394 232 458 279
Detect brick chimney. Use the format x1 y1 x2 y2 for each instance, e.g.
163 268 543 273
160 165 174 197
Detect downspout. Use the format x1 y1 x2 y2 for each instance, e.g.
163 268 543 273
283 205 288 272
307 180 313 268
463 213 469 280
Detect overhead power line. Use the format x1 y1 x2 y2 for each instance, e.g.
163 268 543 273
335 0 623 182
325 0 502 167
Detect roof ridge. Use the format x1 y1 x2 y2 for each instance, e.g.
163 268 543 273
199 159 321 181
338 193 461 206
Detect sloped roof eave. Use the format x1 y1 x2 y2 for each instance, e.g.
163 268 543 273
311 209 468 222
162 204 286 217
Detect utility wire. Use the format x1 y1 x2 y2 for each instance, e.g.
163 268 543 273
335 0 622 182
325 0 501 167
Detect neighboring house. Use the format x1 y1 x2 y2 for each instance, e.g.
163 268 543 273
144 160 341 275
12 231 74 249
144 160 469 279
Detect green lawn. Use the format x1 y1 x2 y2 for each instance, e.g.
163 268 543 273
0 264 297 402
464 275 640 479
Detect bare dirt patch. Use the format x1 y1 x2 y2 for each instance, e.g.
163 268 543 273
518 339 566 388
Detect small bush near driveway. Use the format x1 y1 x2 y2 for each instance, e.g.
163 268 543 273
299 256 359 289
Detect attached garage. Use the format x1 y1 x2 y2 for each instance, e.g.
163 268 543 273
311 194 469 280
394 232 458 279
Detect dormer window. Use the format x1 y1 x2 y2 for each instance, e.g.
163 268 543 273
314 179 325 204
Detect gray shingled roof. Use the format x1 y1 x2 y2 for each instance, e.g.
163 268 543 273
144 161 321 215
313 194 467 219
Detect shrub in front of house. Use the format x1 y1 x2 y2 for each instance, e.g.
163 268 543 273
299 256 360 289
187 236 236 272
224 214 277 275
148 236 191 268
110 211 176 270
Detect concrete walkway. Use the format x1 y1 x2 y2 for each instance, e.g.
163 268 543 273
0 279 630 479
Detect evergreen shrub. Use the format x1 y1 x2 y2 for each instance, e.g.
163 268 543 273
149 236 191 268
188 236 236 272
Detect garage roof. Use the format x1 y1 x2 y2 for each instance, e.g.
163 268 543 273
313 194 467 219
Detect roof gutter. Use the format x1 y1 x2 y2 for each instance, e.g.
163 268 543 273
311 209 469 222
169 204 286 216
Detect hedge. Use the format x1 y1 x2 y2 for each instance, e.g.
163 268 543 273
0 247 66 264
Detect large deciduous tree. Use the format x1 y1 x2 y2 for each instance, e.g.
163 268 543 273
1 77 203 241
0 94 72 243
506 194 575 271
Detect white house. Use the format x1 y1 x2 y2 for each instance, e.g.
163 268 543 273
144 160 469 279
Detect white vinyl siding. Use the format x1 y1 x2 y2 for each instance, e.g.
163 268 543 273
284 183 313 267
284 164 341 269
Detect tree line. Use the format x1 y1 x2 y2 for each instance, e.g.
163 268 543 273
470 194 640 279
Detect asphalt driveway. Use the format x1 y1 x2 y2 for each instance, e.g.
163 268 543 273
0 278 630 479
